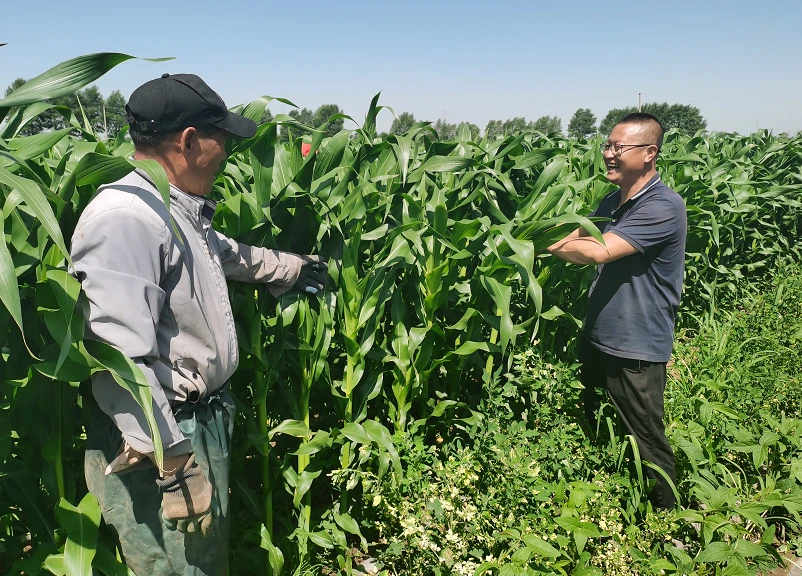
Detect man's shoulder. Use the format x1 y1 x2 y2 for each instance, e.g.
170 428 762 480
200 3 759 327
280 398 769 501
593 189 620 215
76 172 170 232
638 181 685 214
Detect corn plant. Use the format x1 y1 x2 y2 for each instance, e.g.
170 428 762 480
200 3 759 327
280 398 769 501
2 52 802 575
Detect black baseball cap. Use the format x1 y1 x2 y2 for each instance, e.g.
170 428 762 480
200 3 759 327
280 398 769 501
126 73 256 138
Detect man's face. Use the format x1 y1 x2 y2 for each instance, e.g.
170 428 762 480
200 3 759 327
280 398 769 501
603 123 653 187
189 128 230 196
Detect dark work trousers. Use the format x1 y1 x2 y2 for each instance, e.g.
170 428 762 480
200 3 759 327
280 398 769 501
579 341 676 508
85 388 235 575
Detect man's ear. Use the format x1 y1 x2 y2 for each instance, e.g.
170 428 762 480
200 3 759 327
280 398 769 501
179 127 197 151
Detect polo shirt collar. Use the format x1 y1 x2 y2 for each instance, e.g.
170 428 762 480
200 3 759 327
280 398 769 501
612 173 662 215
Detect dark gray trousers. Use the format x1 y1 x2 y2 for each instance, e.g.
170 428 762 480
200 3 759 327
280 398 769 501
580 342 677 508
85 389 235 575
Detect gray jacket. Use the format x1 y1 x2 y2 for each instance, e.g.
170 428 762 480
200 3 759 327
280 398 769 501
72 170 302 456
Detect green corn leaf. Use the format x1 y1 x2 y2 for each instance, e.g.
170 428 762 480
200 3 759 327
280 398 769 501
3 128 73 164
6 470 58 548
306 530 334 550
0 165 70 261
333 511 367 549
0 233 23 338
67 153 173 222
43 554 66 576
340 422 372 445
83 340 163 470
0 53 173 109
293 469 321 507
479 276 515 354
57 494 101 576
0 102 55 139
236 95 297 123
71 153 135 187
92 546 136 576
260 525 285 576
269 419 312 440
46 269 81 377
417 155 477 173
363 420 402 480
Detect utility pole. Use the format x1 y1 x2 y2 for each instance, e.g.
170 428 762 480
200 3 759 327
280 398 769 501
638 93 642 112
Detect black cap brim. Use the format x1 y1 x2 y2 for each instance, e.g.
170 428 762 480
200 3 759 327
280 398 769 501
212 112 257 138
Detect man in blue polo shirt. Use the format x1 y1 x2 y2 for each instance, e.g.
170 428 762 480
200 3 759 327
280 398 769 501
547 113 687 508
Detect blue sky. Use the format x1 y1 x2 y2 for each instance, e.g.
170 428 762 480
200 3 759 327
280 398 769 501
3 0 801 134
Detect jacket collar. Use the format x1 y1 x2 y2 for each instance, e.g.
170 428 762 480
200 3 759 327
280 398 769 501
134 168 217 223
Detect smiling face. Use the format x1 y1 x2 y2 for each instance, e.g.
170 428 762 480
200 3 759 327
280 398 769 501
603 122 659 191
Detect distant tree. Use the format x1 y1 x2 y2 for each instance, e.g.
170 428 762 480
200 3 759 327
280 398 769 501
279 107 315 142
3 77 25 96
599 107 629 136
567 108 597 139
289 107 315 127
484 119 504 140
74 85 106 133
531 115 561 134
312 104 345 137
502 117 529 134
433 119 458 140
104 90 127 138
258 108 274 125
390 112 416 135
4 78 36 135
599 103 706 136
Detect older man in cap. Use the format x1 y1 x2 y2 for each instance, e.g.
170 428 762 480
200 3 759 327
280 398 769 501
71 73 327 574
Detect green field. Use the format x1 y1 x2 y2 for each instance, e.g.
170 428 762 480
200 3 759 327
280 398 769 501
1 53 802 576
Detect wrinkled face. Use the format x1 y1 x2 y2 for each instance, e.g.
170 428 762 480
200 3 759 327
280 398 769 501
603 123 655 187
187 128 230 195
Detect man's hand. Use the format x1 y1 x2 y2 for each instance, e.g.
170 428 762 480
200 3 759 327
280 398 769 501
293 255 328 294
156 454 213 535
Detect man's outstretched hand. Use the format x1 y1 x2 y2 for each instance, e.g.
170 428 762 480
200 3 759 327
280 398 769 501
293 254 328 294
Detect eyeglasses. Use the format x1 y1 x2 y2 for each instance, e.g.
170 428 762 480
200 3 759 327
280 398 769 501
599 143 656 156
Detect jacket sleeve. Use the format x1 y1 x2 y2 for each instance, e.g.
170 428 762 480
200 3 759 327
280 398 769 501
213 231 303 297
72 206 191 456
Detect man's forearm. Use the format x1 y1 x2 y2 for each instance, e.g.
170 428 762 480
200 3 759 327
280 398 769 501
547 237 607 265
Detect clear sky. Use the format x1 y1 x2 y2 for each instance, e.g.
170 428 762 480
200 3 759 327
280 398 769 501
2 0 801 135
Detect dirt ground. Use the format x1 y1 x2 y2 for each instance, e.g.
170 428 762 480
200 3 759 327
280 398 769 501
763 554 802 576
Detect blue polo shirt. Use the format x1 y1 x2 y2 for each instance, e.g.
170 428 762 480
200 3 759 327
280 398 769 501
583 174 687 362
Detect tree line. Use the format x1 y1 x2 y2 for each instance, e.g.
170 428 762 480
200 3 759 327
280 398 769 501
4 78 706 141
389 104 706 140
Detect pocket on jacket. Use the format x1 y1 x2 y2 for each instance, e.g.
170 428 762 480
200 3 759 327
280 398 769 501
172 358 208 402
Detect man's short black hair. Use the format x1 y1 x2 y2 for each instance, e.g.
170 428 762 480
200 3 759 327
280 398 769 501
617 113 664 149
128 125 175 151
127 112 219 152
